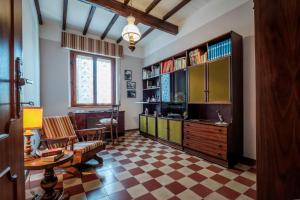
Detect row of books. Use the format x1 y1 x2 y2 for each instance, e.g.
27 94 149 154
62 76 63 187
174 57 187 71
160 60 174 74
36 148 64 162
143 65 160 79
208 39 232 61
189 49 207 66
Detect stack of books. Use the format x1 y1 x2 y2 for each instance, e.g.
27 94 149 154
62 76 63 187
189 49 207 66
36 148 64 162
208 39 232 61
174 57 186 71
160 60 174 74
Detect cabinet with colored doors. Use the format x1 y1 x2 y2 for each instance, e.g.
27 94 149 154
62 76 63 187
157 117 183 146
188 57 231 104
147 116 156 137
139 115 147 133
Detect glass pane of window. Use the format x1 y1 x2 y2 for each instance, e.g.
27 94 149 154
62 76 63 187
96 58 112 104
76 55 94 104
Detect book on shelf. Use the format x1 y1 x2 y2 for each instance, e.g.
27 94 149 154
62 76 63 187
189 49 207 66
160 60 174 74
208 39 231 61
41 152 64 162
174 57 186 71
36 148 63 157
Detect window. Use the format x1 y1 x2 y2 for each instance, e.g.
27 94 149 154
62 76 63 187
70 51 115 107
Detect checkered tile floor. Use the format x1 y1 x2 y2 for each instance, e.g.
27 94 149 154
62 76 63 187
26 131 256 200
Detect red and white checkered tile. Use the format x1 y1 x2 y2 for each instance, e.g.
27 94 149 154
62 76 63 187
26 131 256 200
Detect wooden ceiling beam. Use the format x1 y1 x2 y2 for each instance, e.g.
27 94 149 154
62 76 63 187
101 14 119 40
62 0 68 30
136 0 191 44
83 6 96 35
81 0 178 35
116 0 161 44
163 0 191 21
145 0 161 14
34 0 43 25
124 0 130 5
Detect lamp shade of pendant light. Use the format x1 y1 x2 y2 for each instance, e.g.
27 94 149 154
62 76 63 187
122 15 141 51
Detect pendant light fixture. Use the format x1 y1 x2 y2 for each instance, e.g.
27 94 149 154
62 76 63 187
121 0 141 51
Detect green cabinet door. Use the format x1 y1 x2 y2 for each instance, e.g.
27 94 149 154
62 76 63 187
169 120 182 145
189 64 206 103
148 117 156 136
139 115 147 133
208 57 230 102
157 118 168 140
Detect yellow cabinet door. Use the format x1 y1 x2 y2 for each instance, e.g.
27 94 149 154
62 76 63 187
189 64 206 103
147 117 156 136
169 120 182 145
208 57 230 102
157 118 168 140
139 115 147 133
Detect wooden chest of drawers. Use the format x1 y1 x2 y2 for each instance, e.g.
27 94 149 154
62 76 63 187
184 121 230 165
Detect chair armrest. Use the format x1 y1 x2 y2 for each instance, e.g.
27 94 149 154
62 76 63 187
75 127 106 141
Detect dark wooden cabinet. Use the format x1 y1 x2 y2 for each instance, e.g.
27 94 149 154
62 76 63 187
69 110 125 134
184 121 230 166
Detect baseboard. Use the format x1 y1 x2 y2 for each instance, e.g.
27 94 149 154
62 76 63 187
240 156 256 166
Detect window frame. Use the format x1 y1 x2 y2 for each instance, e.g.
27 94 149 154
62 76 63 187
70 51 116 107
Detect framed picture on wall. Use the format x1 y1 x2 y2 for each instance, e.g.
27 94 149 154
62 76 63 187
127 81 136 89
127 90 136 98
124 70 132 80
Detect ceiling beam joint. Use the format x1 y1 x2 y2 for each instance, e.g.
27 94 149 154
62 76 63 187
83 6 96 35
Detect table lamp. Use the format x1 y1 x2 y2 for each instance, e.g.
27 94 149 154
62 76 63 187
23 107 43 161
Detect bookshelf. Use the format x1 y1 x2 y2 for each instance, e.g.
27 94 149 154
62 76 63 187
139 31 243 167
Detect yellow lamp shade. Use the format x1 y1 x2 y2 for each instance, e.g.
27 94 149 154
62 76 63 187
23 107 43 130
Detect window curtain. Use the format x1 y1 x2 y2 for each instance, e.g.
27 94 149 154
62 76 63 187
61 32 124 58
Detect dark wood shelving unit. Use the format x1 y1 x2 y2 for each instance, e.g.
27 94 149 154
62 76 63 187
139 31 243 167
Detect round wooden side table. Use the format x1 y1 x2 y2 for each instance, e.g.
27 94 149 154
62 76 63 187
25 151 74 200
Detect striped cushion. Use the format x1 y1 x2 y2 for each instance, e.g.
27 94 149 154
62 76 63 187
73 141 104 163
42 116 79 143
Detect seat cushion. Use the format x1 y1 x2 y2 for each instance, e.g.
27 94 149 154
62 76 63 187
72 140 105 164
74 141 104 154
99 118 118 125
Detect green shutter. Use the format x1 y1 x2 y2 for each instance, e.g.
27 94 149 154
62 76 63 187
169 120 182 144
148 117 156 136
157 118 168 140
139 115 147 133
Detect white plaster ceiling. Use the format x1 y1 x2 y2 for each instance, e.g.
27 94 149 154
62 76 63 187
38 0 211 47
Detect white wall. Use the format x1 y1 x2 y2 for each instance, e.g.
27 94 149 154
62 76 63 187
143 1 256 159
40 38 143 130
22 0 40 105
119 56 143 130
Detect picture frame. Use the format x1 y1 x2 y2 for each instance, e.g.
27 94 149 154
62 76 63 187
127 81 136 89
127 90 136 98
124 70 132 80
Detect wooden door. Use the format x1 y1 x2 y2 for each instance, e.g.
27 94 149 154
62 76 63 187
255 0 300 199
0 0 24 199
188 64 206 103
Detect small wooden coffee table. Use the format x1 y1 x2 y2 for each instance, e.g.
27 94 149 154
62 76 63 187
25 151 74 200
